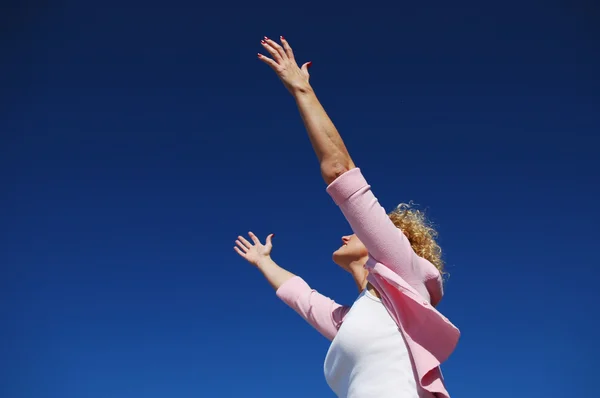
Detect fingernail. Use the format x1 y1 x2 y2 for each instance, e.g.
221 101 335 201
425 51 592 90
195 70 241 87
307 61 313 68
257 53 262 57
280 35 285 40
264 36 269 40
261 40 265 44
271 233 275 238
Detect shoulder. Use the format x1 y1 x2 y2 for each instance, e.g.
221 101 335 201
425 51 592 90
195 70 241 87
419 257 444 306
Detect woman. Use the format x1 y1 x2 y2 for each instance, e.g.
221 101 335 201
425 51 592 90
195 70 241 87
234 36 460 398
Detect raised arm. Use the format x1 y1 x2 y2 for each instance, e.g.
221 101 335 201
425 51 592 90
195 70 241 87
327 169 427 286
258 36 355 184
293 87 356 184
258 37 433 290
234 232 350 340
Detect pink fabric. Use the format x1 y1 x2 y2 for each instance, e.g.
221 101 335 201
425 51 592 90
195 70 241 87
276 167 460 398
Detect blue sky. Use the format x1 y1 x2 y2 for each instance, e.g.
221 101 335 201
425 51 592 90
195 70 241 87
2 1 599 397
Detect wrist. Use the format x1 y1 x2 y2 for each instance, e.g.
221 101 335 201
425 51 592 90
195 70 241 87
256 256 275 271
290 82 314 97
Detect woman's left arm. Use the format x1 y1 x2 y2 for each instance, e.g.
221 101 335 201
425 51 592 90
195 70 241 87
292 86 356 183
258 37 355 184
327 168 425 284
259 37 425 284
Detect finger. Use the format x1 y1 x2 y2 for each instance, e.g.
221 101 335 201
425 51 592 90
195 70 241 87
248 231 260 245
257 53 278 70
279 36 295 61
237 236 253 249
235 240 248 252
263 36 286 61
234 246 246 257
261 39 282 63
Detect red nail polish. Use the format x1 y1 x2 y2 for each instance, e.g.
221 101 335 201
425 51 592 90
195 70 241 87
257 53 262 57
264 36 269 40
280 35 285 40
307 61 313 68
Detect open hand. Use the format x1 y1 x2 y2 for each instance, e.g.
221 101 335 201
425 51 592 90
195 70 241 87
258 36 312 94
234 232 274 267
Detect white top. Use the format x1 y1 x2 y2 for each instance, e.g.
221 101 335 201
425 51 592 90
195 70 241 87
324 289 426 398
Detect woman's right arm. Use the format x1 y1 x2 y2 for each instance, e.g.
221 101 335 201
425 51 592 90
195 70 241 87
273 270 350 341
255 256 297 290
235 232 350 341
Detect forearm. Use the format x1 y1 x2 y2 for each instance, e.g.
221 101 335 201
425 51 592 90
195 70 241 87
257 257 296 290
292 85 355 184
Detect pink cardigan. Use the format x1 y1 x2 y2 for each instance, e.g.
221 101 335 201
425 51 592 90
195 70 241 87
276 168 460 398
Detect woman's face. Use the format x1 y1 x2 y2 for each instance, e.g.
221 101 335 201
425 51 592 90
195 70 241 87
332 234 368 268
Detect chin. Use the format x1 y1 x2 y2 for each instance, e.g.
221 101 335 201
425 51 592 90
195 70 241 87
332 248 347 265
332 250 342 264
332 250 340 261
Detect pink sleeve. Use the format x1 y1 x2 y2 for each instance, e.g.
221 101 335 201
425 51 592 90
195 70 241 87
326 168 424 284
276 276 350 341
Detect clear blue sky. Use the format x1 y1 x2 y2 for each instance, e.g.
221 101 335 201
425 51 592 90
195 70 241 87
2 1 599 397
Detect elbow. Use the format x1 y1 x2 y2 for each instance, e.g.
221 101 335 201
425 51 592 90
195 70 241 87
320 158 355 185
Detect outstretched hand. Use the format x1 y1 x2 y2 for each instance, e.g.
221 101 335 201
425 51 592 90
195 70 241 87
258 36 312 94
234 232 274 268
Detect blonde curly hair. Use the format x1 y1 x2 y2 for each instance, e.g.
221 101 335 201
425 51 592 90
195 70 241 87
388 202 445 277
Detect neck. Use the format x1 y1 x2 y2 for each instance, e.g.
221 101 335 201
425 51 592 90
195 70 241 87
346 256 369 292
346 257 381 298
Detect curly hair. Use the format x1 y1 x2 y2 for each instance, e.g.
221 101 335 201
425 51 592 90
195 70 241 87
388 202 445 277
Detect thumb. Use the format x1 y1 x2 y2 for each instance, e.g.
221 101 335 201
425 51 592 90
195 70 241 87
265 233 275 247
301 61 312 77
